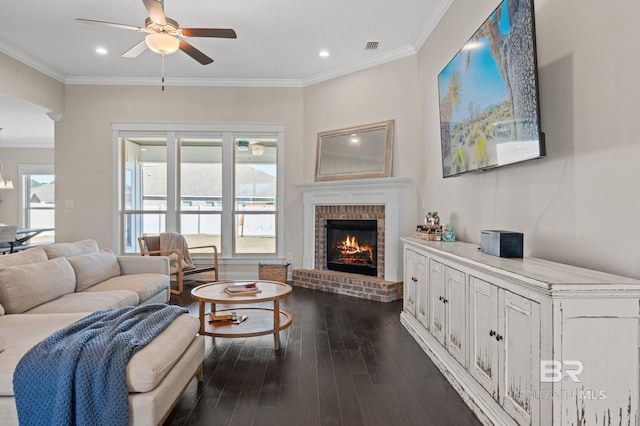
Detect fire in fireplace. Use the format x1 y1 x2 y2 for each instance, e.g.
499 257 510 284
326 219 378 276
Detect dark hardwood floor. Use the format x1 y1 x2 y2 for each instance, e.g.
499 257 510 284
164 285 481 426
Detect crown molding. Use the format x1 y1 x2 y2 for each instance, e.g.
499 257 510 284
1 1 453 90
0 140 54 149
0 42 66 83
65 76 304 88
413 0 454 51
301 45 417 87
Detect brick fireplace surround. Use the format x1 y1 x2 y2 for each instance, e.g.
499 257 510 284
293 178 411 302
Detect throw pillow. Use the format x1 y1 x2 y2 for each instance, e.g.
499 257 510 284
43 239 99 259
0 257 76 314
0 247 47 267
67 249 121 292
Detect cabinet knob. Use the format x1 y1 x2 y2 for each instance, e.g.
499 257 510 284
496 334 503 342
439 296 443 301
489 330 496 337
443 298 448 303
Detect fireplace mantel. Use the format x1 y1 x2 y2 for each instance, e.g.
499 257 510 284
295 177 411 282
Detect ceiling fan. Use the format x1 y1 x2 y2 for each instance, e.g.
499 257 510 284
76 0 237 65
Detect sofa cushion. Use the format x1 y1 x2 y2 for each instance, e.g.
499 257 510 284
0 247 47 267
0 258 76 314
67 249 121 292
43 239 99 259
0 303 4 316
84 273 169 304
127 313 199 392
0 313 89 396
25 290 139 314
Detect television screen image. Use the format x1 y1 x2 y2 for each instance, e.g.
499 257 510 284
438 0 544 178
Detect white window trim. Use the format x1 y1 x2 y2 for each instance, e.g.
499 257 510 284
112 122 285 261
17 163 54 228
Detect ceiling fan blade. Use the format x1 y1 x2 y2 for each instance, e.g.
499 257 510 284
179 40 213 65
142 0 166 25
122 40 148 58
76 18 146 32
180 28 237 39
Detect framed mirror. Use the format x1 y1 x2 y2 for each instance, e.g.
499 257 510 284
315 119 394 181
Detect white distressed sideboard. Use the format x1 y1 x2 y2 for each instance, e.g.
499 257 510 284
400 237 640 426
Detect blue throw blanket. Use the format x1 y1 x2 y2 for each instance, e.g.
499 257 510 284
13 304 188 426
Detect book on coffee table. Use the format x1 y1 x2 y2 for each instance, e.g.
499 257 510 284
224 282 262 296
209 312 237 322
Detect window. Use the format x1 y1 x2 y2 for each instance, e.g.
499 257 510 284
234 138 277 254
18 164 55 243
117 124 283 260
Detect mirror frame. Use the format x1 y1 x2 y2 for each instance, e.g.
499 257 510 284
314 119 394 182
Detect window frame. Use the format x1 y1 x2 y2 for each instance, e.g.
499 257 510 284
18 163 55 230
113 123 285 261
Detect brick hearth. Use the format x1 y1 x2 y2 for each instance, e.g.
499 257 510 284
292 269 402 303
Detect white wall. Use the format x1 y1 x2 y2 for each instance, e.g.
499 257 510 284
417 0 640 278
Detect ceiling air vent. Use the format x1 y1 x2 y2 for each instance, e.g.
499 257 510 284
365 41 379 50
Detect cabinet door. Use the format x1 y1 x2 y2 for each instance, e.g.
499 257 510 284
403 249 417 316
429 259 446 346
415 253 429 328
499 291 540 426
445 266 467 366
559 299 639 426
469 276 499 399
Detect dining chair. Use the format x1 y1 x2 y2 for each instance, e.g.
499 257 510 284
0 225 18 254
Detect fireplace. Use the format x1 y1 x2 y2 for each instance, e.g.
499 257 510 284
326 219 377 276
293 177 410 302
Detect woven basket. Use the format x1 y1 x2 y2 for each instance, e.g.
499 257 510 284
258 263 288 283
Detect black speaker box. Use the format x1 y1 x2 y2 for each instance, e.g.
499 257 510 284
480 230 523 258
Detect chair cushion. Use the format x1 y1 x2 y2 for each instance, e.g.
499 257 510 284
25 290 139 314
83 273 169 304
67 249 121 292
43 239 99 259
0 247 47 267
0 258 76 314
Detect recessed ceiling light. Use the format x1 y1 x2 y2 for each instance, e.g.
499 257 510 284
318 50 330 58
95 47 108 55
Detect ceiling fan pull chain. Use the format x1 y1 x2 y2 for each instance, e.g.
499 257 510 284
161 54 166 91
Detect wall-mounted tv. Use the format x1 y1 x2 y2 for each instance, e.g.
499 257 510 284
438 0 545 178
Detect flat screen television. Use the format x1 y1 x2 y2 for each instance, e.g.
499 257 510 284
438 0 545 178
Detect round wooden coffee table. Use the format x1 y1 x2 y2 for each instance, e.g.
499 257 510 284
191 280 292 350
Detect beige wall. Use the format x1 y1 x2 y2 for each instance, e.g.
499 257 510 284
57 85 304 259
3 0 640 279
0 53 64 114
302 55 422 240
418 0 640 278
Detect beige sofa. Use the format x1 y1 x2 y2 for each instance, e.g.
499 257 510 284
0 240 204 425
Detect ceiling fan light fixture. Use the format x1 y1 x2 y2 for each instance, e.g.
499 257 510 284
145 33 180 55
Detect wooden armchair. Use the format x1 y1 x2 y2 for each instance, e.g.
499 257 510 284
138 234 219 295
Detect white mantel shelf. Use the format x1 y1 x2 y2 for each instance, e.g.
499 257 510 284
295 177 412 282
